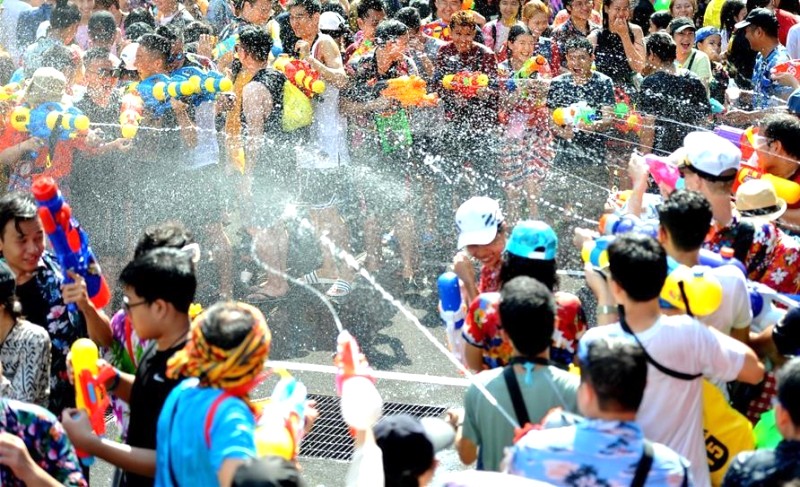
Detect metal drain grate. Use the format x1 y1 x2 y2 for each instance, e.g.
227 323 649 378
299 393 447 461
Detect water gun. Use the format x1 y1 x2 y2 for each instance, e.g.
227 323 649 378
698 247 747 276
178 66 234 98
10 102 90 140
119 93 144 139
733 162 800 205
31 178 111 311
771 59 800 81
212 35 238 60
130 73 172 117
613 102 642 134
437 272 466 362
273 56 326 98
644 153 684 190
269 20 283 58
552 101 599 127
71 338 117 466
597 213 658 238
380 75 439 107
713 125 756 161
152 72 200 103
581 235 614 268
461 0 474 9
748 281 798 331
0 82 22 102
334 330 382 432
515 55 548 79
660 263 723 317
254 372 307 460
441 71 489 98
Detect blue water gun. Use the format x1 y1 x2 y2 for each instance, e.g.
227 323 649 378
598 213 658 239
168 66 234 104
212 35 237 60
10 102 90 140
31 178 111 311
438 272 465 361
130 74 172 117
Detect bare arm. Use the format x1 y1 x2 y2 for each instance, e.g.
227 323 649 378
218 459 246 487
639 114 655 154
619 24 645 73
735 345 765 384
730 326 750 346
308 38 348 89
464 344 484 372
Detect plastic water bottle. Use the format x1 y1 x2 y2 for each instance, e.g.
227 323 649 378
726 78 741 108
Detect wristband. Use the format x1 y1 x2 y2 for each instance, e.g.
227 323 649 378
597 305 617 315
108 369 121 392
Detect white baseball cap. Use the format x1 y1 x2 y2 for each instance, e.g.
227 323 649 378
120 42 139 71
678 131 741 181
319 11 346 31
455 197 504 249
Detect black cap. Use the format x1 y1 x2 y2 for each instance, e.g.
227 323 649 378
735 7 778 32
668 17 697 35
374 414 456 480
0 261 17 301
231 457 306 487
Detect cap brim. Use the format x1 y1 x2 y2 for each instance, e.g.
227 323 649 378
674 25 696 33
734 20 751 30
457 228 498 249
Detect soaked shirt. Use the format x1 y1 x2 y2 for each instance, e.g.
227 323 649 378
751 45 793 109
434 42 499 128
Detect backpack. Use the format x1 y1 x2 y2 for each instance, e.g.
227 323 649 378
281 81 313 132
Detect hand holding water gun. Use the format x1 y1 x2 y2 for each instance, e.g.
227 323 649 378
581 235 614 268
70 338 117 466
613 102 642 134
10 102 90 140
771 59 800 81
380 75 439 107
273 55 326 98
644 153 684 190
734 162 800 204
442 71 490 98
173 66 234 99
31 178 111 311
255 372 308 460
119 93 144 139
131 73 172 117
552 101 599 127
334 330 382 432
437 272 466 363
515 55 548 79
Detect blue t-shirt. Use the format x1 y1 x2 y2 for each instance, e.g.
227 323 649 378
751 45 793 109
155 379 257 487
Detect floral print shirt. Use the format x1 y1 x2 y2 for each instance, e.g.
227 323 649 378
0 398 86 486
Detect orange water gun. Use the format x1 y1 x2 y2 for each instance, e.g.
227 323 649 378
273 55 326 98
442 71 489 98
119 93 144 139
734 163 800 204
380 75 439 107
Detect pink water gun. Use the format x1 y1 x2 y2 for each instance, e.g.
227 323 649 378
645 154 684 190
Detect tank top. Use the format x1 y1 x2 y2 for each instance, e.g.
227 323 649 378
595 26 636 86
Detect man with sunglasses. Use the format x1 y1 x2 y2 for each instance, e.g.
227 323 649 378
755 113 800 234
507 335 691 486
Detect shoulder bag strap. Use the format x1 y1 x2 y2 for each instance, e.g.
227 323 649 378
502 365 530 426
630 440 654 487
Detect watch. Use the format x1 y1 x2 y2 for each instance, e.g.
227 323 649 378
597 304 617 315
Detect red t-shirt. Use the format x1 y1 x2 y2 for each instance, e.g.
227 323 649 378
777 9 798 46
0 126 87 184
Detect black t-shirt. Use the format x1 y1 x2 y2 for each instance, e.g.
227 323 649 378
631 0 655 36
124 341 186 487
638 70 710 154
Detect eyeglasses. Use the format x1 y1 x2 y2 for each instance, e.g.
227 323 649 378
123 295 148 312
98 67 121 77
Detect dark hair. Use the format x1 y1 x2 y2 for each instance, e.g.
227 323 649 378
565 36 593 55
41 44 77 72
608 234 668 302
357 0 385 18
498 276 555 357
289 0 323 14
89 11 117 43
500 253 557 291
762 113 800 160
395 6 421 30
233 0 261 14
137 33 172 63
721 0 746 34
51 0 81 30
777 357 800 426
646 31 677 62
650 10 673 30
1 293 23 321
409 0 431 19
0 193 37 242
747 7 779 37
134 222 194 258
200 302 260 350
0 53 15 85
449 9 477 29
580 337 648 412
125 21 154 41
374 19 408 45
155 24 183 45
781 0 800 14
84 47 113 65
603 0 631 29
184 20 214 43
119 248 197 313
123 7 156 29
658 190 712 252
507 24 532 44
95 0 120 10
238 25 272 62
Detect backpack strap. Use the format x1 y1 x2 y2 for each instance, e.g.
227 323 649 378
630 440 654 487
503 365 530 426
204 391 234 448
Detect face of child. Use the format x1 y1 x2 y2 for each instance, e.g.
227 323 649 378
670 0 694 19
673 28 695 57
466 233 505 267
0 219 45 277
698 34 721 61
499 0 520 21
527 12 548 37
566 47 593 77
510 33 535 61
451 24 475 52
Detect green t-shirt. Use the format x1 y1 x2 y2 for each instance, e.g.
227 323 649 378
462 365 579 471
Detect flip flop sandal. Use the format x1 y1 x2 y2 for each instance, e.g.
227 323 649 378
325 279 352 298
302 270 338 287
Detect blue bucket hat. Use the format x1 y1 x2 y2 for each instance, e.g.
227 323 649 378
695 26 720 45
505 220 558 260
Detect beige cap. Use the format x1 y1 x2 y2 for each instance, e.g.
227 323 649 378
735 179 788 221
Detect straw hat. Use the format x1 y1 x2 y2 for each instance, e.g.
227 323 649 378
735 179 787 221
23 67 67 106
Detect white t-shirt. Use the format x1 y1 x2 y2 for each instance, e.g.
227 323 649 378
701 264 752 336
581 314 749 487
787 23 800 60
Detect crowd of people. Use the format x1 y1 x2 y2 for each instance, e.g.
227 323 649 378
0 0 799 483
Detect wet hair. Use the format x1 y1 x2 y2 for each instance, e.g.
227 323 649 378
155 24 183 45
184 20 213 43
646 31 677 62
137 33 172 63
200 302 260 350
134 222 195 258
119 248 197 313
564 36 593 55
123 7 156 29
89 10 117 43
499 253 558 291
777 357 800 425
498 276 555 357
608 234 668 302
41 44 77 73
289 0 323 14
0 193 37 242
522 0 550 21
762 113 800 160
395 6 422 30
580 337 647 412
238 25 272 62
409 0 431 19
720 0 745 35
51 0 82 30
125 21 154 41
357 0 385 18
374 19 408 45
658 190 713 252
95 0 120 10
449 9 477 29
507 24 532 44
650 10 673 30
84 47 113 65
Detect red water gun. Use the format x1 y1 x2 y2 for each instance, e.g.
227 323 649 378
119 93 144 139
442 71 489 98
71 338 117 466
273 55 326 98
772 59 800 81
